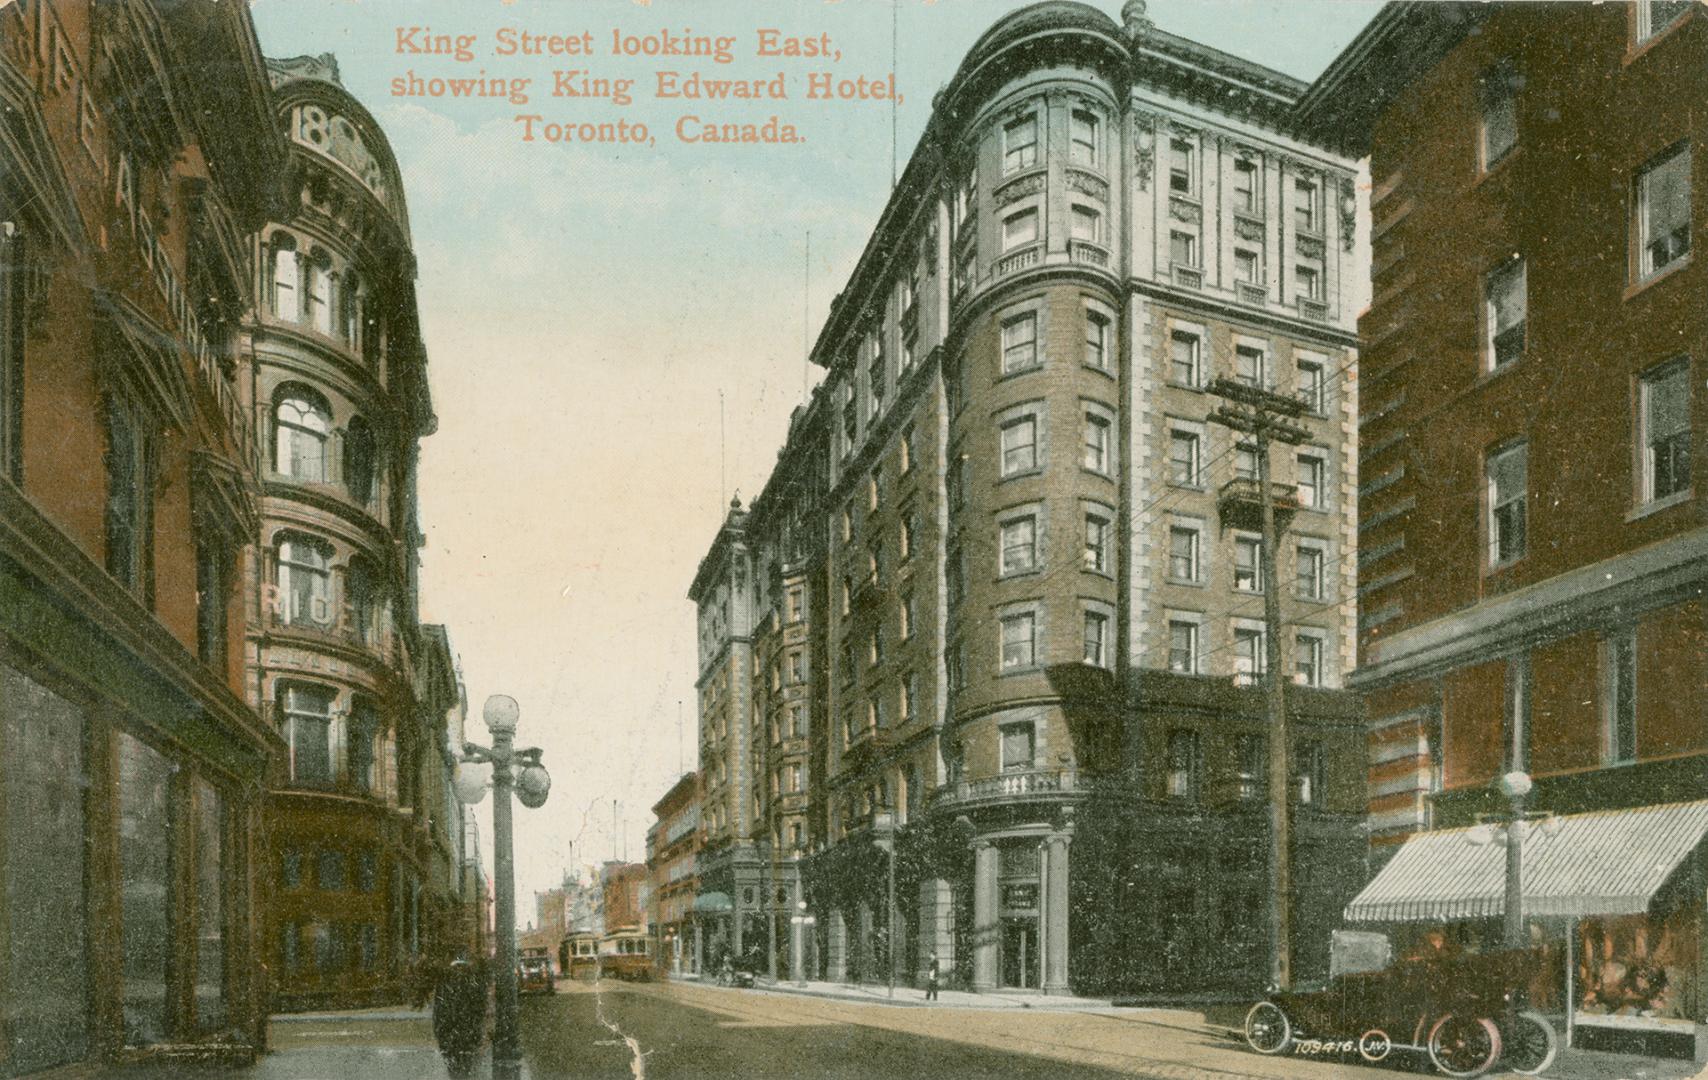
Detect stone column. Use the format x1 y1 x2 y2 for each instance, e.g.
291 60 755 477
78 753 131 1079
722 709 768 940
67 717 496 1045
1043 833 1072 994
856 902 874 982
827 908 848 982
972 840 999 992
915 878 956 983
694 921 703 975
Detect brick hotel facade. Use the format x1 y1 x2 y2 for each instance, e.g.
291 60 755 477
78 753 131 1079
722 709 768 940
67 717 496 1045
688 0 1370 996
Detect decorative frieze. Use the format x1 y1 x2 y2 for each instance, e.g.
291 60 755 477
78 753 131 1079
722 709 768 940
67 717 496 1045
1339 177 1357 251
1297 233 1325 259
1065 168 1108 201
1233 216 1265 242
1132 111 1158 191
1168 197 1201 224
993 172 1046 205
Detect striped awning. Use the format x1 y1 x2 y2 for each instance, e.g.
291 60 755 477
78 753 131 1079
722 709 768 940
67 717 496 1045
1347 800 1708 923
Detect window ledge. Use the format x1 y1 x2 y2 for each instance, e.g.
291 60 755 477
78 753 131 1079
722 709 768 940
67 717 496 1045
1165 576 1205 589
1166 380 1206 394
1625 254 1692 302
1084 363 1117 380
998 665 1043 678
1626 488 1694 523
997 468 1044 484
996 364 1045 385
1084 568 1117 583
997 568 1044 583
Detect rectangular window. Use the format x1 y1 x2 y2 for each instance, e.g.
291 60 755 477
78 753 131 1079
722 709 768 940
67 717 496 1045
1605 632 1637 765
318 850 346 892
1168 524 1199 582
1084 511 1111 573
1083 412 1111 474
283 684 334 784
1170 230 1198 268
1235 344 1266 387
900 511 916 560
1000 416 1038 476
787 586 804 622
196 539 229 669
1083 610 1110 668
1296 543 1326 600
790 704 806 738
1294 632 1325 687
1487 441 1528 566
1294 264 1321 301
1168 619 1199 674
1295 742 1326 806
901 672 917 722
1002 208 1038 252
1169 138 1195 194
1001 313 1038 373
1486 258 1526 369
1641 359 1691 501
1084 310 1111 370
1293 178 1319 232
1232 159 1257 213
1636 143 1691 278
1070 109 1099 166
1169 428 1201 487
1235 248 1261 284
1004 115 1038 173
1071 205 1102 244
118 732 172 1046
1296 355 1326 413
1170 330 1201 387
868 342 886 415
900 425 914 474
956 163 977 229
1297 451 1327 509
1166 729 1200 799
1000 516 1037 575
1233 536 1263 592
1001 723 1036 770
105 396 154 598
1237 735 1265 801
1638 0 1693 41
1234 623 1266 684
1235 442 1258 480
1480 61 1518 170
1000 611 1036 670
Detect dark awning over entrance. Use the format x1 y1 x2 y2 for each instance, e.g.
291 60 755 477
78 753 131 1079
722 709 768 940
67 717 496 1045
692 891 733 914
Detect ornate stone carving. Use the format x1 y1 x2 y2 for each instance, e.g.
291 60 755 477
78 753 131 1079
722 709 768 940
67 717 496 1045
1065 169 1109 200
1132 111 1158 191
993 172 1046 205
1297 233 1326 259
1169 198 1201 224
1340 177 1358 251
1234 216 1265 242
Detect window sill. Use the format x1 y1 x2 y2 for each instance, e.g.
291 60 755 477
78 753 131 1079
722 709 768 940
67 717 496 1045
997 567 1044 583
1084 363 1117 380
1084 567 1117 582
1166 380 1206 394
998 665 1043 678
1080 466 1116 483
1625 254 1692 302
1168 482 1207 494
1165 576 1205 589
1486 555 1525 577
996 363 1044 384
998 468 1044 484
1626 488 1693 523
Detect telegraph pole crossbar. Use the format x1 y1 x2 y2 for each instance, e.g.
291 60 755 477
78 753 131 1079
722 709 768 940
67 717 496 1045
1205 377 1307 993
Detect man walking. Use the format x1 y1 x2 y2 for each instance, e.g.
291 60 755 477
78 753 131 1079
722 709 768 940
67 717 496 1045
925 952 941 1002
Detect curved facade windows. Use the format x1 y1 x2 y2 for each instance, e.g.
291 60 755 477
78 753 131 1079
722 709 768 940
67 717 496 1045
271 235 299 320
345 415 376 505
280 682 333 785
277 533 333 627
274 388 330 481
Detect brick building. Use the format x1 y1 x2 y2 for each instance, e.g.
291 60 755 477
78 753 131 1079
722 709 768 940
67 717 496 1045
0 0 286 1068
247 53 458 1011
647 772 702 976
1299 0 1708 1047
689 0 1370 996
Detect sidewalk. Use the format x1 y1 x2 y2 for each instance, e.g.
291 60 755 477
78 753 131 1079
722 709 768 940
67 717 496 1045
705 973 1133 1011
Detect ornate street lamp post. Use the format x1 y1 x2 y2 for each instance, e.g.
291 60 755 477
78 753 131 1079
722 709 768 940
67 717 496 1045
453 694 552 1080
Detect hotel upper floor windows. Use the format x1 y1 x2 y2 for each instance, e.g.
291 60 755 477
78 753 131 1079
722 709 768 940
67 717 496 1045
1 220 23 484
1233 621 1267 684
1296 449 1328 509
1003 115 1038 174
1002 207 1038 252
1639 357 1691 502
1167 615 1200 674
1235 342 1267 387
345 415 376 506
1236 735 1265 800
272 235 299 321
1233 534 1263 592
1169 138 1195 195
1168 424 1203 487
1083 410 1112 475
1487 440 1528 567
1296 353 1327 414
1294 264 1322 302
1293 177 1320 233
1084 508 1111 574
1071 205 1103 245
1070 109 1100 168
1296 540 1328 600
1166 729 1200 800
1001 312 1038 374
1637 0 1692 43
955 163 977 232
1635 143 1691 280
1234 247 1262 286
1232 159 1258 214
1293 630 1326 688
1485 257 1527 370
1170 230 1198 269
1084 308 1112 372
280 682 335 785
1001 722 1036 771
1170 328 1203 387
1168 520 1200 582
999 513 1038 576
999 608 1037 671
277 534 335 627
1479 60 1519 172
1083 608 1111 668
999 413 1039 477
104 394 155 602
275 387 331 482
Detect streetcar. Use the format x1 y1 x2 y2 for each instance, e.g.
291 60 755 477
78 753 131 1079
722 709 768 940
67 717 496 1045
558 931 600 982
597 927 655 981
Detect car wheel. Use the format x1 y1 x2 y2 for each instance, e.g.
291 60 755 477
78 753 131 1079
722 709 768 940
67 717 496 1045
1243 1001 1292 1055
1427 1014 1502 1078
1502 1009 1557 1075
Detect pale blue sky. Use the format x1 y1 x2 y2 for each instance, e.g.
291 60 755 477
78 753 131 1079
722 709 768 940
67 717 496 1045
250 0 1384 911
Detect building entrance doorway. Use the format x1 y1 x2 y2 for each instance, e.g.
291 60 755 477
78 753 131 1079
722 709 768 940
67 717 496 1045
1001 917 1039 989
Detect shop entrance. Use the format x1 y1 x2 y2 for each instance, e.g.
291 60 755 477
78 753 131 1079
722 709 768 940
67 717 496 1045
1002 917 1039 989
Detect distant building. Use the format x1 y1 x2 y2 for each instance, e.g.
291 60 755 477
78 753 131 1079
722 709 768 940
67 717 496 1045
1299 0 1708 1046
602 861 648 932
647 772 702 975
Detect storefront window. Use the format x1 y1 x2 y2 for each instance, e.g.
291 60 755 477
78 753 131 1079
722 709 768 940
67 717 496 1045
1578 911 1697 1021
118 731 173 1045
2 667 89 1075
194 779 225 1032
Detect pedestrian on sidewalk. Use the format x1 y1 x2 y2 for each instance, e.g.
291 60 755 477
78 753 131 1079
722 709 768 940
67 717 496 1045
926 953 941 1002
432 956 487 1079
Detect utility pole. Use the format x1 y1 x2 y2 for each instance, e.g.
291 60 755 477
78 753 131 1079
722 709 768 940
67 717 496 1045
1207 376 1308 992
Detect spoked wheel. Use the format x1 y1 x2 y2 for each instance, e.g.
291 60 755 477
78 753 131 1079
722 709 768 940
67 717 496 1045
1243 1001 1293 1055
1501 1009 1559 1075
1427 1013 1503 1078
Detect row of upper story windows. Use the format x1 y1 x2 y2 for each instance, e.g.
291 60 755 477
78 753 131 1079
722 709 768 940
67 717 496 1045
267 532 391 647
1162 615 1334 689
1165 329 1336 414
1166 421 1335 509
1163 522 1336 601
938 600 1119 693
275 682 396 795
1476 358 1690 570
1162 728 1329 806
267 233 385 364
1169 139 1328 235
272 384 384 509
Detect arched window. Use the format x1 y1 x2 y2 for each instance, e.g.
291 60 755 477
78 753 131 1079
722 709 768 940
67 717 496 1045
344 415 375 505
361 298 382 367
271 234 299 321
276 533 333 627
274 388 330 482
306 251 332 334
347 556 382 645
279 682 334 785
339 273 361 344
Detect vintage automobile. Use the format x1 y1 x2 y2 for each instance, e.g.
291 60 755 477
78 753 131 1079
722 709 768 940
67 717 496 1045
1241 931 1558 1078
518 954 556 995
